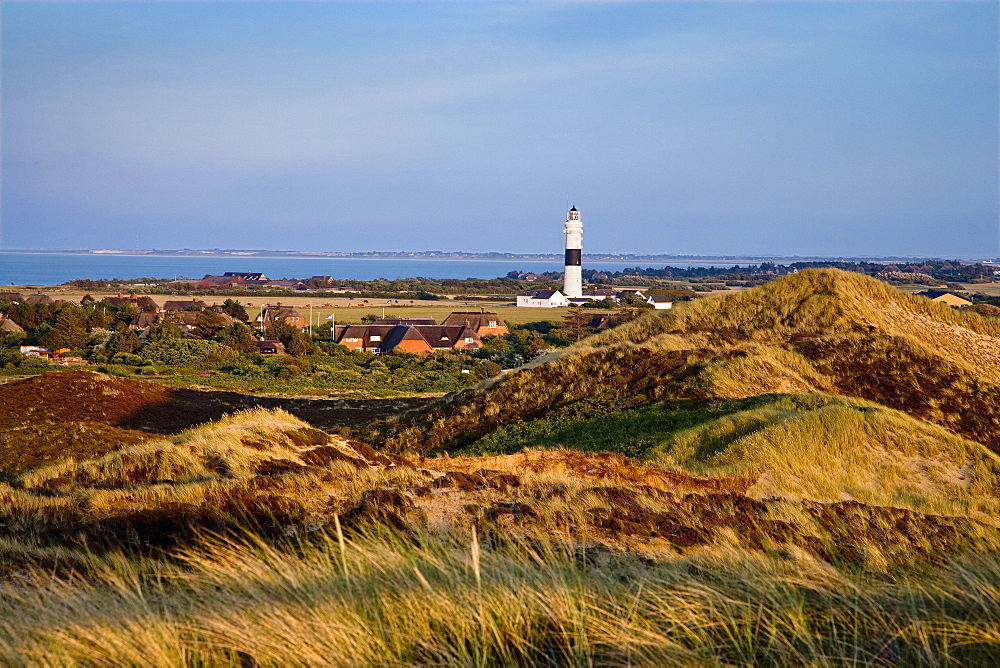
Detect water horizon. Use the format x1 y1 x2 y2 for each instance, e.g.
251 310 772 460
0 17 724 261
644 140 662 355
0 251 760 286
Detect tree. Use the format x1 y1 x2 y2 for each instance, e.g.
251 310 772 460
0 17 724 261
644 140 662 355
110 303 139 326
286 330 314 356
84 302 115 330
147 317 182 343
618 293 652 308
360 313 398 324
8 302 42 330
219 322 258 353
191 309 228 340
136 296 159 312
524 336 550 357
106 323 140 354
264 321 314 356
0 328 25 350
562 309 593 342
221 298 249 322
38 306 90 351
614 307 646 326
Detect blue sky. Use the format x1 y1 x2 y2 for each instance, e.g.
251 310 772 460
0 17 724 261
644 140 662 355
2 2 997 257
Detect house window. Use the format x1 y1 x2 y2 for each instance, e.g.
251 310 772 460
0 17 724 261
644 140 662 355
345 337 361 343
488 321 497 328
370 336 381 342
465 337 475 343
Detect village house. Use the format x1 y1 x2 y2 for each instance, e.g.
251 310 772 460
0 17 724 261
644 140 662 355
107 292 139 306
262 279 309 290
371 318 438 326
255 340 286 355
106 293 159 311
224 272 268 282
439 311 509 337
161 299 210 312
25 293 56 305
0 292 24 304
0 316 24 333
647 295 674 310
163 275 245 289
576 289 647 303
131 310 235 342
581 289 618 300
584 314 616 330
137 324 193 344
193 275 247 288
335 323 481 355
17 346 86 365
256 305 309 330
516 289 568 308
516 288 646 308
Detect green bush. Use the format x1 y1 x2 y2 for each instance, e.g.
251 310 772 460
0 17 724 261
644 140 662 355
139 339 239 366
97 364 134 377
110 352 145 366
0 350 49 371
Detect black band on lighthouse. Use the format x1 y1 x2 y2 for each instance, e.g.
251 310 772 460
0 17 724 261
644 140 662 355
565 249 581 266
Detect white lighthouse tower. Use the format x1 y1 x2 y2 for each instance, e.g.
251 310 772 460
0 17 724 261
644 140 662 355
563 206 583 298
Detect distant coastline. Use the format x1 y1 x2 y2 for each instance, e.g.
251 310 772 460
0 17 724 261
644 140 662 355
2 248 994 264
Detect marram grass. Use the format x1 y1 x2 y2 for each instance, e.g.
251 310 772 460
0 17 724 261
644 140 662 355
0 529 997 667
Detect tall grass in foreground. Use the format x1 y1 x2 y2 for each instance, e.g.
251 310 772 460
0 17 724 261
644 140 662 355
1 529 997 666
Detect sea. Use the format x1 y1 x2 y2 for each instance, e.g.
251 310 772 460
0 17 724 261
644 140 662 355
0 252 754 286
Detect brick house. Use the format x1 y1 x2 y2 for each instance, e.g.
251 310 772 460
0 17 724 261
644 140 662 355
256 305 309 330
335 324 481 355
440 311 509 337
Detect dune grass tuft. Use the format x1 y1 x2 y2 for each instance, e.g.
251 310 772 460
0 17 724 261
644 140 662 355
1 529 998 666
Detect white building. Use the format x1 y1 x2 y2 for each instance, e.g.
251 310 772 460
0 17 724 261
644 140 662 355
517 289 569 308
647 295 673 310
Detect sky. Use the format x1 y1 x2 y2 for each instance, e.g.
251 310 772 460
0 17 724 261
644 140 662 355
1 1 997 257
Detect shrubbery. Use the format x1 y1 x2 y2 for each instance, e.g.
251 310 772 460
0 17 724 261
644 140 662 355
0 350 50 371
139 339 239 366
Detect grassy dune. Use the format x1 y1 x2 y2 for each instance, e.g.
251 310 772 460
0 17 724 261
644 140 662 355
462 393 1000 517
370 269 1000 454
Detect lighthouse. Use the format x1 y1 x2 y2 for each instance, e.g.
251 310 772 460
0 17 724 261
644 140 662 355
563 206 583 298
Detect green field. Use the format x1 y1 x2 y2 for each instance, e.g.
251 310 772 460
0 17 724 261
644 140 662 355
284 304 597 328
